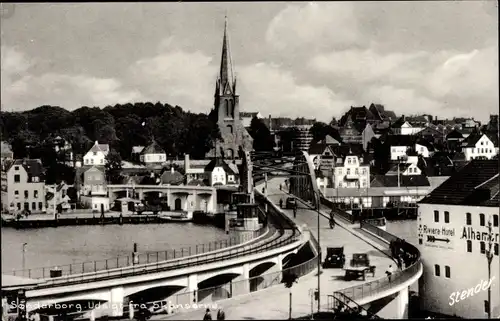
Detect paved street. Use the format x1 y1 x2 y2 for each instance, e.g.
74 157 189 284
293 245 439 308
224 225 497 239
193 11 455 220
144 179 395 320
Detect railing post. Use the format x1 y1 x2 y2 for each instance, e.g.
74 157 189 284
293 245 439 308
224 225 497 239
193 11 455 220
147 253 150 264
127 256 130 266
117 257 119 268
189 246 191 256
174 250 176 259
105 260 108 270
165 250 168 260
69 264 72 275
94 261 96 272
196 245 198 254
156 252 159 262
181 248 184 257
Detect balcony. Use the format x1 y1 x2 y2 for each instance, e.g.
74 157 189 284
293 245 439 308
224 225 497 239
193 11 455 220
345 173 360 180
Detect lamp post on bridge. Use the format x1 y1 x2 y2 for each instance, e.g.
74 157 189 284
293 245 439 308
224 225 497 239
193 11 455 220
485 218 493 319
22 242 27 276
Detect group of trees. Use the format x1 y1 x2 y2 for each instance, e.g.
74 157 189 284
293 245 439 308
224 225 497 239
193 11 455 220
1 102 222 162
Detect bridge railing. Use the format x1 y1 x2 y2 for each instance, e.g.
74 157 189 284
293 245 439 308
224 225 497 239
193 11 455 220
9 229 268 280
331 221 421 305
320 196 354 223
30 228 301 287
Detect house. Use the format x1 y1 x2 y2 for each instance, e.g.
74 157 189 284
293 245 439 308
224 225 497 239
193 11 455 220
308 143 336 170
386 153 423 176
131 146 145 163
140 140 166 165
462 133 498 161
446 129 464 151
368 103 397 122
332 153 370 189
339 106 379 128
82 166 107 196
1 141 14 168
204 158 239 186
391 115 425 135
48 135 74 166
240 112 264 128
383 135 418 161
415 140 435 158
184 154 209 184
46 190 71 212
2 159 46 213
417 160 499 318
417 126 447 145
83 141 110 166
160 167 184 186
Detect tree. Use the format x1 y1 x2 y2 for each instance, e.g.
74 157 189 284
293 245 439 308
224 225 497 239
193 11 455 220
104 150 123 184
249 117 274 151
283 272 299 319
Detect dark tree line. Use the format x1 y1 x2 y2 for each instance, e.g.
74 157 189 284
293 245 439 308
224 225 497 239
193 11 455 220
1 102 221 162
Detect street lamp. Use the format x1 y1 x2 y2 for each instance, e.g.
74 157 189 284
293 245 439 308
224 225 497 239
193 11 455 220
315 190 321 315
22 243 27 276
485 218 493 319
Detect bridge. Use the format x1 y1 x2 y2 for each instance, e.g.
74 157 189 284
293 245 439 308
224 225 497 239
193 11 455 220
2 151 422 320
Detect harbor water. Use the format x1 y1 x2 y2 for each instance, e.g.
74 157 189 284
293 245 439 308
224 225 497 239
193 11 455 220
1 223 227 273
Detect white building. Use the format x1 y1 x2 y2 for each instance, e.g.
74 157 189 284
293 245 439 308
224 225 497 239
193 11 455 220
332 154 370 189
204 158 239 186
463 133 498 161
139 140 166 164
83 141 110 166
417 160 499 318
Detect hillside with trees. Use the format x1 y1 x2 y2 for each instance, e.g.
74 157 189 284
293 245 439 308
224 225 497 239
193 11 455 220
1 102 221 163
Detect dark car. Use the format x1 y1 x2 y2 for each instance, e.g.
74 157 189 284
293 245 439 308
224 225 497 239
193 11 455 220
285 197 296 209
322 247 346 269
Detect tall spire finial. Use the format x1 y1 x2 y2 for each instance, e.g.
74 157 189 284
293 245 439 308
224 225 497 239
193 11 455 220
219 14 234 94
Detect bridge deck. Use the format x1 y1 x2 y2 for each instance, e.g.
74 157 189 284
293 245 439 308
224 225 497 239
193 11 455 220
148 179 396 320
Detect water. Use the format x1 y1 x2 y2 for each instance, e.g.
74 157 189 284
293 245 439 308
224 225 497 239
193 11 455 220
386 220 418 246
1 223 227 273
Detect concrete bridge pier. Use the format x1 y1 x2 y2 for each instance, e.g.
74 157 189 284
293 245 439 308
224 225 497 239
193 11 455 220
395 286 409 319
110 287 124 317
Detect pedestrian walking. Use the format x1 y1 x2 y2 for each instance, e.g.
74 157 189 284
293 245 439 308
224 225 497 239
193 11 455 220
329 217 336 229
216 308 225 320
279 198 283 208
396 255 403 270
293 206 297 218
203 308 212 320
385 265 394 282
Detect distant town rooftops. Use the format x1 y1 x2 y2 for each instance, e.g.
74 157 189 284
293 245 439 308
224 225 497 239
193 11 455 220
419 160 499 207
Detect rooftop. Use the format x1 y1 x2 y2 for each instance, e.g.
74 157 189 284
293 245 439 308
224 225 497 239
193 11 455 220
419 160 499 207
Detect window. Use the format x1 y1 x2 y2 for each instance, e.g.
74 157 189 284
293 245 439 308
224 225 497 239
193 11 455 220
100 159 103 164
480 241 486 254
466 212 472 225
481 141 484 145
38 202 43 210
467 240 472 252
347 168 351 174
14 166 19 171
14 174 20 183
32 202 36 210
24 190 28 198
485 301 489 314
34 190 38 198
434 264 440 276
480 213 485 226
444 211 449 223
495 244 499 256
445 266 450 278
434 210 439 222
91 159 94 164
494 215 498 227
93 152 97 156
14 190 19 196
17 203 21 210
348 158 352 164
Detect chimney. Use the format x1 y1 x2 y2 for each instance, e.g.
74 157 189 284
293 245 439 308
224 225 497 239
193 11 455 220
184 154 190 171
269 115 272 132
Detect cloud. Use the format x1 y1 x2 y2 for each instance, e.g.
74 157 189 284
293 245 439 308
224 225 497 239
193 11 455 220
129 49 217 112
1 45 143 111
265 3 362 52
237 62 354 121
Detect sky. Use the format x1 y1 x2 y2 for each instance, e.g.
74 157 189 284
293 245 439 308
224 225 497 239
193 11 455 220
1 2 498 123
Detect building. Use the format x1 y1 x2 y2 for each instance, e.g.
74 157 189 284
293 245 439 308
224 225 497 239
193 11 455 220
3 159 46 213
139 140 166 165
332 153 370 189
204 158 239 186
391 115 427 135
207 18 253 159
368 103 397 122
48 135 74 166
291 125 314 152
240 112 263 128
82 166 107 196
83 141 110 166
160 167 184 186
417 160 499 318
462 133 498 161
131 146 145 163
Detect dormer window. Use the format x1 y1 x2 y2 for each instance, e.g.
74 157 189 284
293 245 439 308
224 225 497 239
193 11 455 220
14 166 19 171
93 152 97 156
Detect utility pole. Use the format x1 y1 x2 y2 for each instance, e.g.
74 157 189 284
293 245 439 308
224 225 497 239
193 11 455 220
316 191 321 314
22 243 27 277
485 218 493 319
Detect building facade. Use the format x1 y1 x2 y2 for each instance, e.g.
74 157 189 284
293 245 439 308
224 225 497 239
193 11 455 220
3 159 46 213
332 154 370 189
417 161 499 318
139 140 166 165
83 141 110 166
463 133 498 161
82 166 107 196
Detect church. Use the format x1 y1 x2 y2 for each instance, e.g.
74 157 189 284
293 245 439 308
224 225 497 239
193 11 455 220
206 18 253 159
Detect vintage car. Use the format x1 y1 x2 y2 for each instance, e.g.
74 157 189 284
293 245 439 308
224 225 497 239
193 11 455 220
322 246 346 269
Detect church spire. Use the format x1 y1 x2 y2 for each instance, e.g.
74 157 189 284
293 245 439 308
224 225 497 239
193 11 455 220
219 15 235 95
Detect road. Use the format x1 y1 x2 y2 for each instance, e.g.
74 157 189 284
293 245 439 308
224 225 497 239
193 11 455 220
142 178 394 320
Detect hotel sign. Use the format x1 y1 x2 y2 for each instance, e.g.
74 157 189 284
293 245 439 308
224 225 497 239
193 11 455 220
461 227 500 243
418 225 455 250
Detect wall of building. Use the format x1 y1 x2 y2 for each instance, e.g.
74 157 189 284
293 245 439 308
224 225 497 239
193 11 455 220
210 167 226 186
463 136 498 161
417 203 500 318
140 153 166 163
6 166 46 213
391 146 408 160
83 151 107 166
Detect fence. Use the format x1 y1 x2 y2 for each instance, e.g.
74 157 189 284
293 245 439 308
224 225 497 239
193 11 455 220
10 228 269 280
331 221 421 305
30 228 301 288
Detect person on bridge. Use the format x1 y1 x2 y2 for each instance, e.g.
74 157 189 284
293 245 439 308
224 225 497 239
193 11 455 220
203 308 212 320
385 265 394 282
279 198 283 208
329 211 336 229
216 308 226 320
293 204 297 218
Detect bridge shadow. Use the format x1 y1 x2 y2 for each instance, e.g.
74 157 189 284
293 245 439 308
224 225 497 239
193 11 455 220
126 285 185 305
197 273 240 303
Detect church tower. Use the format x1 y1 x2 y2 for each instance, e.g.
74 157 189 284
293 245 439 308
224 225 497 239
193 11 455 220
210 17 253 159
